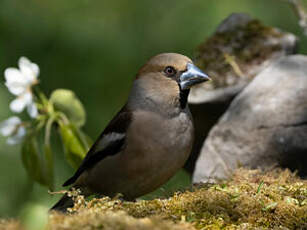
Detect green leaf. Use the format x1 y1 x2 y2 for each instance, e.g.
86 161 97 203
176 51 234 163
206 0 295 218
21 136 46 186
43 145 54 191
22 132 55 190
50 89 86 127
70 124 93 150
43 116 55 191
59 123 88 169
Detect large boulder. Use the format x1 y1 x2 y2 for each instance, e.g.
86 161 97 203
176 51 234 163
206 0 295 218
185 13 297 172
193 55 307 183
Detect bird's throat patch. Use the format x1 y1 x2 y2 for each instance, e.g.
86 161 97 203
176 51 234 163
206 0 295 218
179 89 190 109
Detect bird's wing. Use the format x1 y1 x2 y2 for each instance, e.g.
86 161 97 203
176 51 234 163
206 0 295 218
63 105 132 186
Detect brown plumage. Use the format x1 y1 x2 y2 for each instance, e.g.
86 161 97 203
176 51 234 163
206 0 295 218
51 53 210 212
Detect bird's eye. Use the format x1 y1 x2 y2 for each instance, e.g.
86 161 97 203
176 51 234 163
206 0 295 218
164 66 176 77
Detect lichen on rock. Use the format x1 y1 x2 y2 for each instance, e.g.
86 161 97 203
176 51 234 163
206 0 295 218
189 13 297 104
196 13 296 89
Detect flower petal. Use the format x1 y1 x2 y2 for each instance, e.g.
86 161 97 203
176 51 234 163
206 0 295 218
27 102 38 118
0 116 22 136
23 92 33 104
4 68 29 95
7 126 26 145
19 57 39 83
7 137 18 145
31 63 40 77
10 98 27 113
4 68 24 83
9 92 32 113
5 82 27 95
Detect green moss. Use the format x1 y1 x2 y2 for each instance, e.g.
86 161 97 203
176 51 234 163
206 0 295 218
2 169 306 230
0 219 23 230
195 19 284 89
48 211 194 230
52 169 307 230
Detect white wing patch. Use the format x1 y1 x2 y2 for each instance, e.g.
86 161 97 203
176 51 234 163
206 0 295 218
95 132 125 152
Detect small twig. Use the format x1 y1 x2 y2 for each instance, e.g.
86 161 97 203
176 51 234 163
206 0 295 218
48 190 68 195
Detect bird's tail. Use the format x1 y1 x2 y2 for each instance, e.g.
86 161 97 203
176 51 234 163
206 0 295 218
50 193 75 213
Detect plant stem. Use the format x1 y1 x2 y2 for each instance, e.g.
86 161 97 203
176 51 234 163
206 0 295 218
56 112 70 125
32 86 48 106
45 116 55 146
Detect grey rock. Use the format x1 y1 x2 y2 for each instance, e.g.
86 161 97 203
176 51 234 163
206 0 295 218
193 55 307 183
216 13 252 33
189 13 298 104
184 13 298 173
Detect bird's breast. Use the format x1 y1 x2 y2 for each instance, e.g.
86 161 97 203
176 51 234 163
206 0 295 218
127 109 193 158
120 109 194 197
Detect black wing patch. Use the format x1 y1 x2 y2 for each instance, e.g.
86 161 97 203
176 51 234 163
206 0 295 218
63 105 132 187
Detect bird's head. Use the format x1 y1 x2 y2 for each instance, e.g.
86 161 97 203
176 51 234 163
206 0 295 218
130 53 210 111
136 53 210 90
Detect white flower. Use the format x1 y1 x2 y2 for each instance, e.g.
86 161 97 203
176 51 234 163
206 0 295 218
0 116 26 145
4 57 39 118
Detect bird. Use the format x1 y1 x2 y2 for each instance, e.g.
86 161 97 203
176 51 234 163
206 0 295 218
51 53 210 212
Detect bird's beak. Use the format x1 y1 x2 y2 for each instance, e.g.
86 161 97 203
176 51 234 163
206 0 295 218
179 63 211 90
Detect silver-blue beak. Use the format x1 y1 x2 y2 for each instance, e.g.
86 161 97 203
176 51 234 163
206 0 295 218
180 63 211 90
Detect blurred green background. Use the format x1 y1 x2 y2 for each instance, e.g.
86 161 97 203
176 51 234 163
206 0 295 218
0 0 306 219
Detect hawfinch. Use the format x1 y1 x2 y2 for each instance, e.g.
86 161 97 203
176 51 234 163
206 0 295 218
51 53 210 211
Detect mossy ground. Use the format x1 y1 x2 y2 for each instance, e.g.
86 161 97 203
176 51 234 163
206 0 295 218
1 168 306 230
